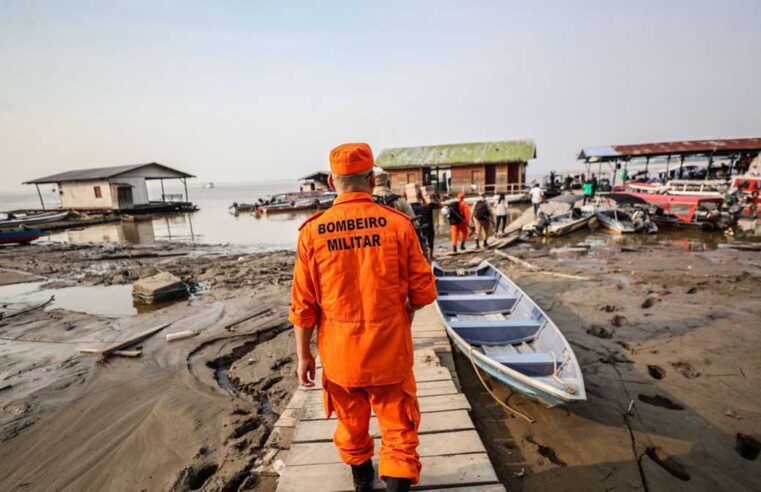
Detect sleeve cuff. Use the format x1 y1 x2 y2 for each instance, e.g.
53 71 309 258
289 310 318 328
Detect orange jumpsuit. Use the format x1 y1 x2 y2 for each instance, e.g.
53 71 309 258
450 198 471 247
289 191 437 483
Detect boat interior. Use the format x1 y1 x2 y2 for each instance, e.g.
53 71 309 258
434 262 583 395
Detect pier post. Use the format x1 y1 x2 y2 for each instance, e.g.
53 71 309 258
35 184 46 210
182 178 189 203
160 179 165 202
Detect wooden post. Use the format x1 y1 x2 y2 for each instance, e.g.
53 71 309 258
183 178 189 203
706 153 714 180
665 155 671 183
644 156 650 178
679 155 685 178
160 179 165 202
35 184 46 210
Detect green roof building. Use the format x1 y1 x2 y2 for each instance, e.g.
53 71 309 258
375 140 536 196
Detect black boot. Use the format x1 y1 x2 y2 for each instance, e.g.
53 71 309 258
484 239 489 247
475 240 480 249
351 460 374 492
452 244 458 253
460 241 466 250
385 477 411 492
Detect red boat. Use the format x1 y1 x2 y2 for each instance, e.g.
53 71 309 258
605 192 727 229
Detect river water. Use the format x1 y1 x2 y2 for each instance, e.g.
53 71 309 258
0 182 729 252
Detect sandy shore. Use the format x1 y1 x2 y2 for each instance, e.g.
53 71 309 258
0 243 298 491
2 235 760 491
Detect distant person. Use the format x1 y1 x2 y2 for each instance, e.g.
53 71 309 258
563 175 573 192
447 192 470 252
494 193 508 236
529 182 544 215
549 171 556 188
420 190 441 258
582 177 594 205
591 174 598 194
620 167 629 186
372 170 415 218
472 192 492 248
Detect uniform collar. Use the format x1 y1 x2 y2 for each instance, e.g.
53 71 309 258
333 191 373 205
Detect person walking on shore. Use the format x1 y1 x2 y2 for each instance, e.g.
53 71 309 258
372 170 415 218
472 192 492 248
289 143 437 492
420 189 441 258
529 182 544 215
447 192 471 252
494 193 508 236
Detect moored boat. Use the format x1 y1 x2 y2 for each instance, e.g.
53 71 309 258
607 192 730 229
0 228 44 244
523 207 596 237
433 261 586 407
0 210 69 228
595 207 657 234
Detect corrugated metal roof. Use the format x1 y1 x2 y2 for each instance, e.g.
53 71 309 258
579 138 761 161
24 163 195 184
375 140 536 169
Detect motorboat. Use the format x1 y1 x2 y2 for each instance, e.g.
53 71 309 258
433 261 586 407
523 207 596 237
595 207 657 234
0 228 43 244
0 210 69 228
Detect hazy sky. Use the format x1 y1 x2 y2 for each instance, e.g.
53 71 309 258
1 0 760 190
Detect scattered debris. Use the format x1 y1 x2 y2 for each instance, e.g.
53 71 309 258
641 296 660 309
224 307 273 331
586 325 612 339
670 361 700 379
166 330 200 342
0 295 55 324
132 272 189 304
525 435 566 466
610 315 627 327
725 408 741 420
598 304 621 313
645 446 691 481
494 250 591 280
80 323 170 359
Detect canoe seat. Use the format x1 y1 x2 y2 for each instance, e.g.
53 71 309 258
437 294 517 315
435 276 499 295
489 352 562 377
450 320 541 346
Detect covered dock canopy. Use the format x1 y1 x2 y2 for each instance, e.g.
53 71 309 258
577 138 761 184
24 162 195 211
578 138 761 162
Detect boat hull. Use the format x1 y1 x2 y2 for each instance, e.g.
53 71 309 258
0 229 43 244
433 261 586 407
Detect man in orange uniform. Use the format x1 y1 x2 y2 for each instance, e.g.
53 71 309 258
289 143 437 492
449 192 471 252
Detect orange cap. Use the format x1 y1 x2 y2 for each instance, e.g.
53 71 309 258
330 143 374 175
457 192 465 200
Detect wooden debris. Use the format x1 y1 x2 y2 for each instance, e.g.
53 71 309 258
79 348 143 357
0 295 55 324
80 323 170 359
166 330 199 342
494 250 591 280
224 306 273 331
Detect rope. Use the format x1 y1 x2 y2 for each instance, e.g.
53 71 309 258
550 350 577 395
468 346 534 423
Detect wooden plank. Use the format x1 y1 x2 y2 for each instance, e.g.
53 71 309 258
301 393 470 420
80 323 169 358
276 454 499 492
287 430 486 466
292 409 474 443
224 306 272 331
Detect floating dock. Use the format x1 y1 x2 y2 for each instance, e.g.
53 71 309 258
262 305 505 491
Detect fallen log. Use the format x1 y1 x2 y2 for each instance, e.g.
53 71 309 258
80 348 142 358
494 250 591 281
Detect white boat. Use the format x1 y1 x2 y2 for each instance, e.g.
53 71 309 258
0 210 69 228
433 261 586 407
523 207 596 236
595 207 657 234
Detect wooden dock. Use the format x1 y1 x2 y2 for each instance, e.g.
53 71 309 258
259 305 505 491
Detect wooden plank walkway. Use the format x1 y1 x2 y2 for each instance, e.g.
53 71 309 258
261 305 505 491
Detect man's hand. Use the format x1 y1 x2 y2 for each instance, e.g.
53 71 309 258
405 299 422 324
298 353 316 387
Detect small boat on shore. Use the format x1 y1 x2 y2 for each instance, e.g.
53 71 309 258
0 228 44 244
607 192 731 229
523 207 596 237
433 261 585 407
0 210 69 228
595 207 657 234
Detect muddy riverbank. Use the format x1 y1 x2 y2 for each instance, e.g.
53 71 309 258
439 237 761 491
0 242 298 491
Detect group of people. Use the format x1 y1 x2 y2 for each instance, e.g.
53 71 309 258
445 191 510 252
